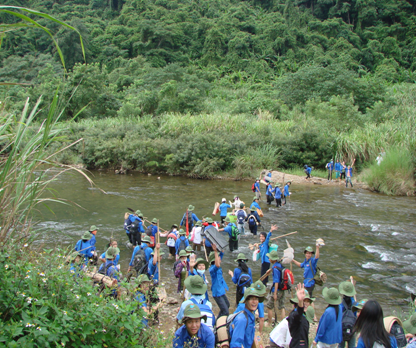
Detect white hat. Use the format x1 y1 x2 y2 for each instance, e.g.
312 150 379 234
222 198 226 202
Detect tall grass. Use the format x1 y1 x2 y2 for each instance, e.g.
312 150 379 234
359 147 415 196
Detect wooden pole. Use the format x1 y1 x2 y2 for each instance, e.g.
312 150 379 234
186 209 189 238
290 261 294 298
157 220 161 284
249 231 298 249
259 268 271 281
350 276 357 302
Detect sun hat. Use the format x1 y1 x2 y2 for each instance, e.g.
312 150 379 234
266 250 280 262
138 213 144 218
184 275 208 295
322 287 342 305
205 218 214 224
172 224 178 228
234 253 248 263
252 280 267 296
253 196 258 201
352 299 368 312
286 181 291 184
142 235 151 243
105 246 120 259
224 216 231 223
135 210 141 215
188 205 195 211
305 306 315 323
136 274 151 285
181 304 207 324
178 229 186 235
274 184 280 187
67 251 83 263
402 313 416 335
195 221 202 227
82 231 91 240
151 218 158 224
240 203 244 209
178 250 188 258
239 286 265 304
194 258 209 269
89 225 99 232
185 246 194 254
290 289 316 304
208 252 216 264
304 246 315 254
250 206 256 211
222 198 226 202
151 250 165 256
339 281 356 297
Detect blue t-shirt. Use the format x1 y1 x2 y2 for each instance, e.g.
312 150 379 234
300 257 319 287
173 323 215 348
235 301 264 318
176 295 213 322
250 201 261 210
260 232 272 263
314 304 343 344
204 226 212 247
148 257 159 282
271 262 283 293
209 264 229 297
150 224 158 238
74 240 94 262
219 203 231 216
274 187 282 199
356 335 397 348
229 307 256 348
266 184 273 196
129 245 153 267
254 182 260 192
284 185 289 197
175 236 190 255
232 267 253 285
100 252 120 265
134 291 149 327
224 223 237 238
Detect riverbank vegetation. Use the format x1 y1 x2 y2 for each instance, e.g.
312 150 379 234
0 0 415 195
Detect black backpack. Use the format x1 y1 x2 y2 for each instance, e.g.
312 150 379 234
129 219 139 234
178 236 187 252
389 320 407 348
341 299 357 341
248 215 256 227
187 211 193 227
230 225 239 241
145 226 153 236
236 210 246 224
236 269 252 299
133 247 147 273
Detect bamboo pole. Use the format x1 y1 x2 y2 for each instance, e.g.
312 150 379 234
249 231 298 249
157 219 161 283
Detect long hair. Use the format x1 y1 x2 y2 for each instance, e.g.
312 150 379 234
353 300 392 348
327 304 339 320
238 260 249 273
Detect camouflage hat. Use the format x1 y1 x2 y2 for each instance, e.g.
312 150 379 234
304 246 315 254
305 306 315 324
82 231 91 240
181 304 207 324
151 218 158 224
142 235 151 243
105 246 120 260
240 286 265 304
178 229 186 236
234 253 248 262
178 250 188 258
339 281 356 297
322 287 342 305
89 225 99 232
266 250 280 261
184 275 207 295
188 205 195 211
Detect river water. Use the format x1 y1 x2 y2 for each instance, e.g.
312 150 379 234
35 171 416 318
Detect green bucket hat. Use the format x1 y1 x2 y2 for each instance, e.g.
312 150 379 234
151 250 165 256
251 280 267 296
403 313 416 335
304 246 315 254
352 299 368 312
322 287 342 305
224 216 231 223
266 250 280 261
136 274 151 285
290 289 316 304
105 246 120 259
178 229 186 235
253 196 258 201
274 184 280 187
205 218 214 224
235 253 248 262
208 252 215 264
89 225 99 232
184 275 208 295
142 235 151 243
178 250 188 258
135 210 141 215
305 306 315 324
181 304 207 324
195 221 202 227
151 218 158 224
240 286 265 304
82 231 91 240
339 281 356 297
185 246 194 253
188 205 195 211
194 258 209 269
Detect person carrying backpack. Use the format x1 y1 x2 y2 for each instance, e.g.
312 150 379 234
209 244 230 318
338 281 358 348
97 246 120 298
127 210 145 247
127 235 153 275
219 216 239 252
235 203 247 236
228 253 253 306
176 275 215 330
228 285 265 348
265 250 288 326
313 287 343 348
189 258 210 301
148 218 159 240
160 224 178 259
174 250 191 294
246 207 261 236
175 229 190 258
74 231 95 265
180 205 199 235
190 221 203 252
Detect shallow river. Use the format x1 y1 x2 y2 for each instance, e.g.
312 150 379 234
35 171 416 318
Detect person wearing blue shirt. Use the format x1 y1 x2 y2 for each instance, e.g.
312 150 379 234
219 198 232 224
149 218 159 239
148 243 163 284
180 205 199 234
338 281 358 348
127 235 153 273
313 287 343 347
228 253 253 306
255 225 278 286
134 274 153 328
283 181 291 205
124 212 133 244
128 212 144 247
209 244 230 318
88 225 99 251
250 197 262 211
74 231 94 264
246 207 261 236
326 159 334 181
304 165 312 179
345 158 356 188
219 216 238 252
173 304 215 348
266 182 274 205
99 240 120 265
254 178 261 200
175 229 190 257
202 218 216 254
229 286 265 348
293 243 321 322
265 250 286 326
98 246 120 298
189 258 210 301
273 184 282 207
335 160 342 182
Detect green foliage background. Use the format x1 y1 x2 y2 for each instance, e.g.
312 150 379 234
0 0 415 192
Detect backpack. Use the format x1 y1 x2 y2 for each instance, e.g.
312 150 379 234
173 260 181 277
214 311 248 347
274 266 294 291
145 226 153 236
133 247 147 273
187 211 193 227
236 210 246 224
248 215 256 227
387 319 407 348
251 183 256 192
129 219 139 234
178 236 187 252
230 225 239 241
190 298 216 330
341 299 357 341
236 270 252 299
167 236 176 247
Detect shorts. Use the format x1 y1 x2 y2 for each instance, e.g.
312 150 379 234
305 284 315 299
335 171 340 178
266 290 285 310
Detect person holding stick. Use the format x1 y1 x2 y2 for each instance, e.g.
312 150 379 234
292 243 321 322
255 224 279 286
189 258 210 301
265 250 286 326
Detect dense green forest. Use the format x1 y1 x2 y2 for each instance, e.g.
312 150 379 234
0 0 415 194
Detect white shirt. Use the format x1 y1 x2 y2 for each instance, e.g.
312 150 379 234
192 226 202 244
270 318 291 348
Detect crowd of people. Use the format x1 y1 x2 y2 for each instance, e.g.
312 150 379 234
69 178 415 348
